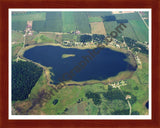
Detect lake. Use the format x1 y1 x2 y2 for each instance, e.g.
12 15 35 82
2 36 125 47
23 45 136 84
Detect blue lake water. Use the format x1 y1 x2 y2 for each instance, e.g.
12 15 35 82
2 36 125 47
23 45 135 84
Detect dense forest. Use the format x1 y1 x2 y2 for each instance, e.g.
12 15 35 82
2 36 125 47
12 61 43 101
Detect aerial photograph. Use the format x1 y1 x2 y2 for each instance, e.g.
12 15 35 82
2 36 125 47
10 9 150 117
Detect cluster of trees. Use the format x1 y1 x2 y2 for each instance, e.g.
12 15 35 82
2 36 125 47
92 34 105 43
80 35 92 43
12 61 43 101
102 15 116 22
85 91 102 105
124 37 148 54
80 34 105 43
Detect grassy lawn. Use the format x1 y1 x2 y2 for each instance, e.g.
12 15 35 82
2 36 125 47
88 17 102 23
12 12 46 22
62 12 76 32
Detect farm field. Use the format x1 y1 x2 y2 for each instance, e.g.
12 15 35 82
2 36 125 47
12 21 26 31
103 21 118 34
12 31 24 43
90 22 106 35
129 20 148 42
114 12 141 20
33 12 63 32
62 12 76 32
87 11 112 17
12 12 46 22
88 16 102 23
74 12 91 33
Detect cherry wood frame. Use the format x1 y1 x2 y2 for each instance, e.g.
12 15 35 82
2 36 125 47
0 0 160 128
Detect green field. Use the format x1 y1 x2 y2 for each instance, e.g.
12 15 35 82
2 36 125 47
144 19 149 26
87 11 112 17
12 21 26 31
62 12 76 32
33 12 63 32
12 43 23 60
121 62 148 114
88 17 102 23
12 12 46 22
12 31 24 43
33 34 55 43
129 20 148 42
104 19 148 42
62 34 80 42
114 12 141 20
104 21 118 34
74 12 91 33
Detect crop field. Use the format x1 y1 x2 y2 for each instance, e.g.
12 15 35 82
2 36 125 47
90 22 106 35
87 11 112 17
114 12 141 20
12 21 26 31
103 13 148 42
104 21 118 34
33 12 63 32
12 12 46 31
129 20 148 42
12 31 24 43
74 12 91 33
62 34 80 42
62 12 76 32
12 12 46 22
33 34 55 43
88 17 102 23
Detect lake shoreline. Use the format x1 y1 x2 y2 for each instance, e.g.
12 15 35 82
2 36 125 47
19 43 137 89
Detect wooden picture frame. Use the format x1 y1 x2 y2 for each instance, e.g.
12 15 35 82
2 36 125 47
0 0 159 127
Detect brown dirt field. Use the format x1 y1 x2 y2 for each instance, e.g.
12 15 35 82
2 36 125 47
90 22 106 35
